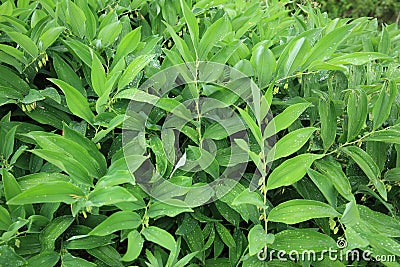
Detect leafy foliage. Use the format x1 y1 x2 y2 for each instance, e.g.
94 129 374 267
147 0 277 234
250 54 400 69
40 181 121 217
0 0 399 266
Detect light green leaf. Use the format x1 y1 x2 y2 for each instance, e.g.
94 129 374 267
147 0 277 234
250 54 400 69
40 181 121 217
89 211 141 236
87 186 137 207
62 253 96 267
248 225 275 256
303 24 355 68
121 230 144 261
0 206 11 231
198 17 229 60
180 0 199 50
113 27 141 67
327 52 391 65
270 229 336 253
250 45 276 88
91 51 106 97
232 189 265 208
264 102 311 138
39 26 65 51
147 201 193 218
142 226 176 251
215 222 236 248
266 153 324 190
118 55 153 90
6 31 38 57
269 127 317 161
98 21 122 46
268 199 339 224
40 215 74 251
49 78 95 124
7 182 84 205
237 107 262 148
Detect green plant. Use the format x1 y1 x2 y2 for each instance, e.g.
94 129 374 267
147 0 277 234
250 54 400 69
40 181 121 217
0 0 399 266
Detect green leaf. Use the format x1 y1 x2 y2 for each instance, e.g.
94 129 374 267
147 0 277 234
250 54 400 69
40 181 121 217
67 0 86 38
232 189 265 208
49 79 95 124
114 27 141 67
340 200 360 226
63 38 92 66
87 186 137 207
39 26 65 51
303 24 355 68
121 230 144 261
270 229 336 253
215 222 236 248
268 199 339 224
277 37 308 77
341 146 386 201
248 224 275 256
7 181 84 205
1 125 17 160
26 251 59 267
314 159 354 201
358 205 400 237
52 54 86 96
266 153 324 190
372 81 397 130
62 253 96 267
327 52 391 65
2 170 22 203
6 31 39 57
347 89 368 141
147 201 193 218
264 102 311 138
378 27 390 54
91 52 106 97
198 17 229 60
319 99 336 151
142 226 176 251
237 107 262 148
365 128 400 144
250 45 276 87
306 168 337 206
66 234 115 249
384 167 400 181
0 245 26 266
98 21 122 46
180 0 199 50
118 55 153 90
40 215 74 251
163 22 194 63
87 245 123 267
89 211 141 236
0 206 11 231
269 127 317 161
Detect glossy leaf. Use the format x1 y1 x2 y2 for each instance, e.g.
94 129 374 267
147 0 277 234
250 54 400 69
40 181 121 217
268 199 340 224
266 153 324 190
89 211 141 236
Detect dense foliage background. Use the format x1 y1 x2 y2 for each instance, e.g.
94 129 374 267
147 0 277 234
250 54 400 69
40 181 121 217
0 0 399 266
313 0 400 23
